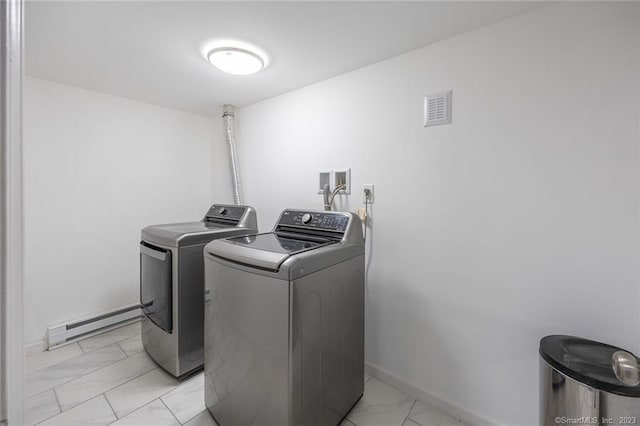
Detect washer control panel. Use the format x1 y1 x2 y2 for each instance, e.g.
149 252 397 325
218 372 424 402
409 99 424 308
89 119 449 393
279 210 349 232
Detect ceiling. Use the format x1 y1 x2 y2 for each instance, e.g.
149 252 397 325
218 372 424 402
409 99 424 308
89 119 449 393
26 1 547 115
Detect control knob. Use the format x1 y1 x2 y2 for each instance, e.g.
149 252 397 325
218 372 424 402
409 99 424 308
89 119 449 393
301 213 312 224
218 207 227 215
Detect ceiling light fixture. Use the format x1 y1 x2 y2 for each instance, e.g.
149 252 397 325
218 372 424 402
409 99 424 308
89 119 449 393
207 47 265 75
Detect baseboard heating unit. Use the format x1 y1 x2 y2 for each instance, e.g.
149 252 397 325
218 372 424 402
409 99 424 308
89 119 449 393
47 303 142 349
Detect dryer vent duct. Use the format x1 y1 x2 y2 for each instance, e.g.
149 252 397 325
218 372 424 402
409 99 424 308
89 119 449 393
223 105 243 205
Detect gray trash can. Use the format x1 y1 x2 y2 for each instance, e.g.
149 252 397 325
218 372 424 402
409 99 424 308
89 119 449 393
540 335 640 426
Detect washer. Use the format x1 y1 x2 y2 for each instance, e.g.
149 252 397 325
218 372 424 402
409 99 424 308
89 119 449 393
140 204 257 379
203 209 364 426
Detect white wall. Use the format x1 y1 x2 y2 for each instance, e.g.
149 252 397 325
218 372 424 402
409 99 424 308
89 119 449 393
235 3 640 425
23 77 229 344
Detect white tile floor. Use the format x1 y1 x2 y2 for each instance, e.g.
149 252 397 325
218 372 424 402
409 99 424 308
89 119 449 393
25 321 467 426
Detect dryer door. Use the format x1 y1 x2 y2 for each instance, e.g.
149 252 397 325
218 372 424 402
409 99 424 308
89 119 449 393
140 242 172 333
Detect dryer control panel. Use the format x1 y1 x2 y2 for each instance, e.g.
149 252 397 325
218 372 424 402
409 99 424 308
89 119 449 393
204 204 247 225
278 210 350 233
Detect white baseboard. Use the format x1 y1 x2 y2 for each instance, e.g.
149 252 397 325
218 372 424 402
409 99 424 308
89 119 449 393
24 339 46 356
365 361 496 426
46 303 142 349
50 317 142 350
25 314 142 355
25 304 143 354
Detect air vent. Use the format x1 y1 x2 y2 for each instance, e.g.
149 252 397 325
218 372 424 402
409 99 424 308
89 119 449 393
424 90 452 127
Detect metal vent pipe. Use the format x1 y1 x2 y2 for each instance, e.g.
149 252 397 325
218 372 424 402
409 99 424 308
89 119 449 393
222 105 243 205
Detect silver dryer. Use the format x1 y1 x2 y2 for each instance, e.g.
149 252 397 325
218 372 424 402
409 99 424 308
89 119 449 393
140 204 257 379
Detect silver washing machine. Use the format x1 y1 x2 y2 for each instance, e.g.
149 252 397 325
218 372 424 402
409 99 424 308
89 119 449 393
203 209 364 425
140 204 257 379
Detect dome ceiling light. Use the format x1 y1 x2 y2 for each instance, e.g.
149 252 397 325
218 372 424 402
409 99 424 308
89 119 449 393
206 47 265 76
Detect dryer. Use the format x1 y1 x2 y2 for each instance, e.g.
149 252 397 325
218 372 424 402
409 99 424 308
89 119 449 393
140 204 257 379
203 209 364 425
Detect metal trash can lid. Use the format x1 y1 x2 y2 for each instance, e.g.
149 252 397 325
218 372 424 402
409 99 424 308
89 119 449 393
540 335 640 397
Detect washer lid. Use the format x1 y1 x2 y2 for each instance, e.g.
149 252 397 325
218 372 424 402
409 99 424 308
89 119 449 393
539 335 640 397
206 232 335 271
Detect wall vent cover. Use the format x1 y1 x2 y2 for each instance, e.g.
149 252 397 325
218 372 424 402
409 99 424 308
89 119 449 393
424 90 452 127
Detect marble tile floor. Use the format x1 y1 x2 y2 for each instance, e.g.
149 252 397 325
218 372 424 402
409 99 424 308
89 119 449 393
25 321 467 426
